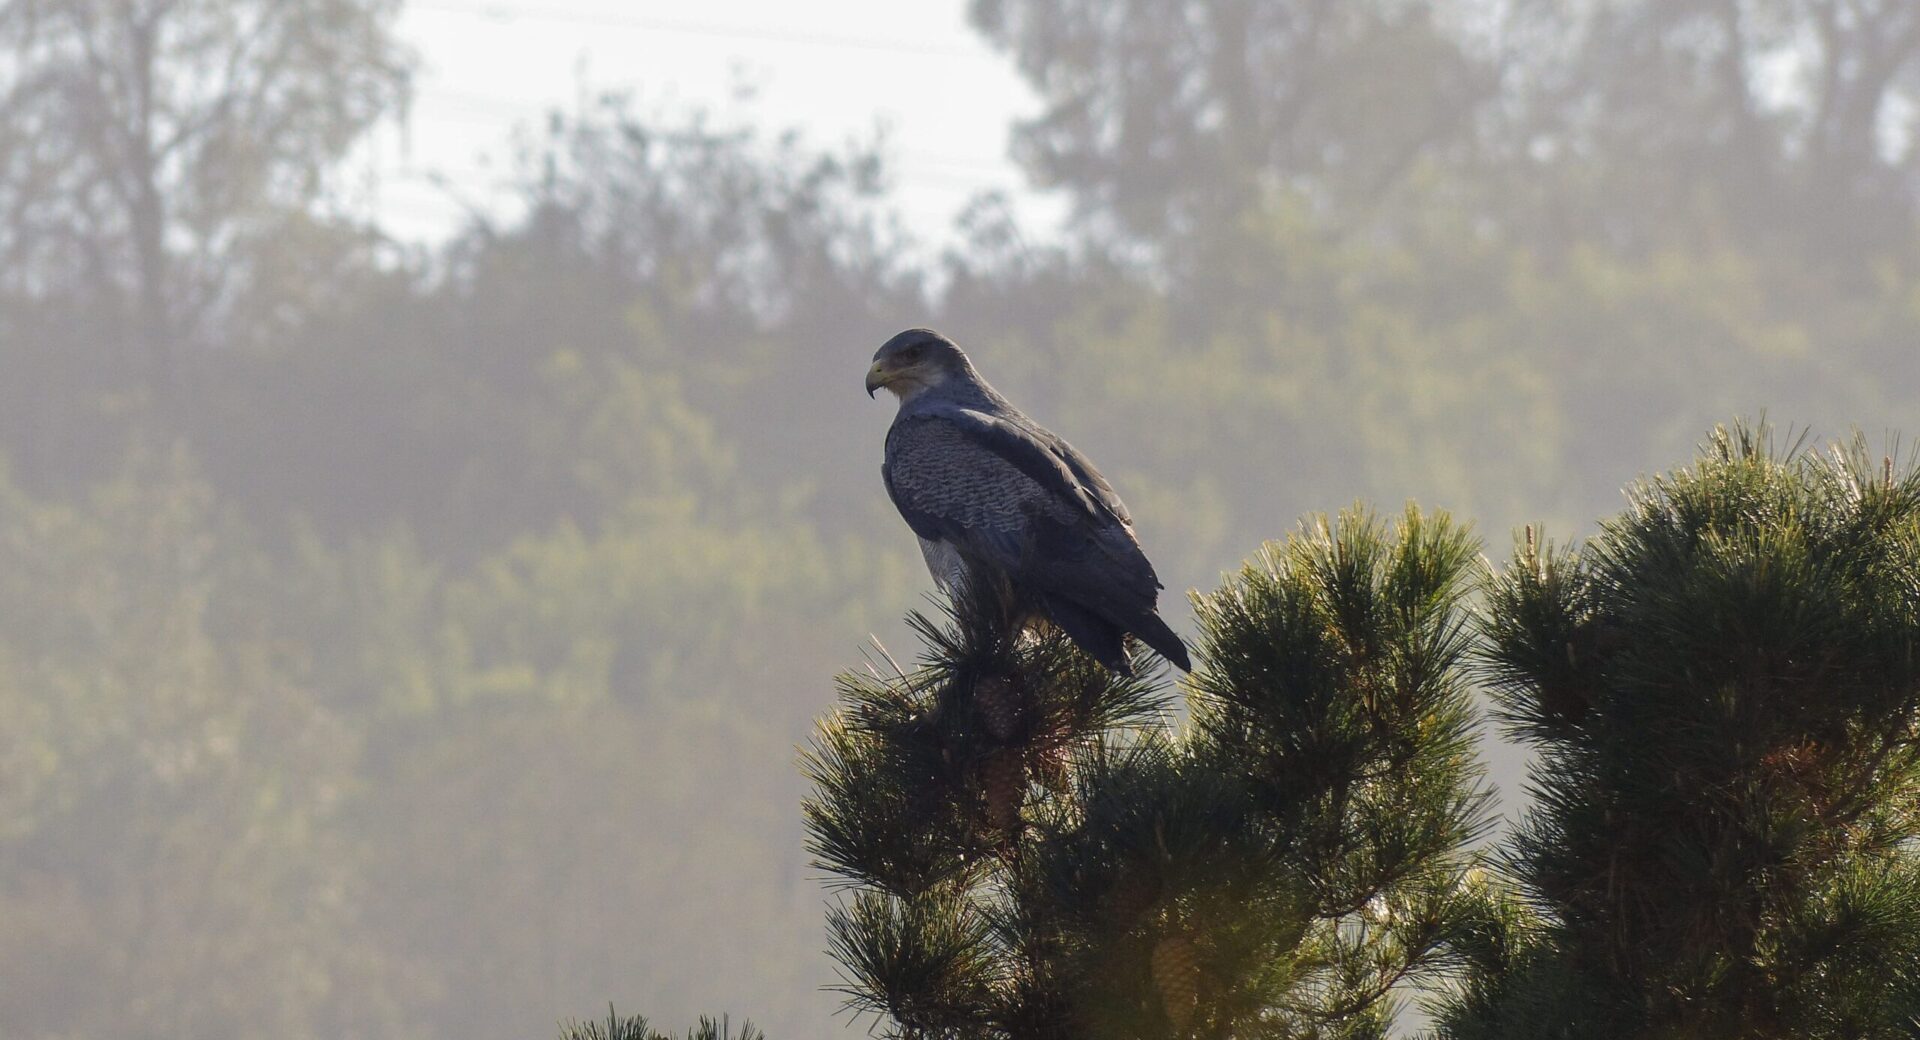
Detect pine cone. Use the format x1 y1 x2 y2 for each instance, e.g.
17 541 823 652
1151 932 1199 1036
974 675 1020 741
980 750 1026 833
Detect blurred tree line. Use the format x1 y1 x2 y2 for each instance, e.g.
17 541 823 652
2 0 1920 1036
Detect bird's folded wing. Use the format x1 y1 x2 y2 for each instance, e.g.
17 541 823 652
883 412 1087 567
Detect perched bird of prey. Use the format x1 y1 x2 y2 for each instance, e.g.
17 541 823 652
866 328 1190 675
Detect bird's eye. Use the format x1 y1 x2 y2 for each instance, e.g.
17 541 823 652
902 346 923 361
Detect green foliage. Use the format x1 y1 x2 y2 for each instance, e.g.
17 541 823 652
804 593 1168 902
0 448 401 1038
558 1007 764 1040
806 507 1489 1037
0 66 925 1032
968 0 1492 239
1179 508 1494 1034
0 0 411 398
1497 0 1920 261
1431 422 1920 1039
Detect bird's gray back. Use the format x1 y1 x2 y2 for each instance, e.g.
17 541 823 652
885 394 1162 601
884 415 1081 544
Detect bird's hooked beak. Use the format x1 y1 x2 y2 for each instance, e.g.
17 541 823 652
865 360 889 398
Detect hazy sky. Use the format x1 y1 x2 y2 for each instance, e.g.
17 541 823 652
365 0 1059 249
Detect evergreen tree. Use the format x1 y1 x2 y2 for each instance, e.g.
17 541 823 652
803 506 1490 1038
557 1008 764 1040
1432 423 1920 1038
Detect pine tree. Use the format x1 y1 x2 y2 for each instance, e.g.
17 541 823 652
556 1008 764 1040
803 506 1491 1038
1432 424 1920 1039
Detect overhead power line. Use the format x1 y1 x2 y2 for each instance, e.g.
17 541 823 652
410 0 994 61
421 87 1012 170
407 87 1021 191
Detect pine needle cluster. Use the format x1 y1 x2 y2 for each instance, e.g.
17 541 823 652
557 1007 764 1040
804 506 1491 1038
1432 423 1920 1038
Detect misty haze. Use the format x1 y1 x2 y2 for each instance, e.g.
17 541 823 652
4 1 1920 1037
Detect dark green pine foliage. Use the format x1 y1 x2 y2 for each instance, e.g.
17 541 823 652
1432 424 1920 1039
557 1008 764 1040
804 507 1490 1038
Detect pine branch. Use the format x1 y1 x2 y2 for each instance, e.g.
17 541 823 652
1432 420 1920 1039
556 1008 764 1040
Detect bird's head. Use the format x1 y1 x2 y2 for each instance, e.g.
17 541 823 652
866 328 970 401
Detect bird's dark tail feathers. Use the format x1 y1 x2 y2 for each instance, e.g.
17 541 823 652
1041 596 1191 675
1039 596 1134 675
1129 610 1192 673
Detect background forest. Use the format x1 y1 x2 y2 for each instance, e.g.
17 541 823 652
4 1 1920 1037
